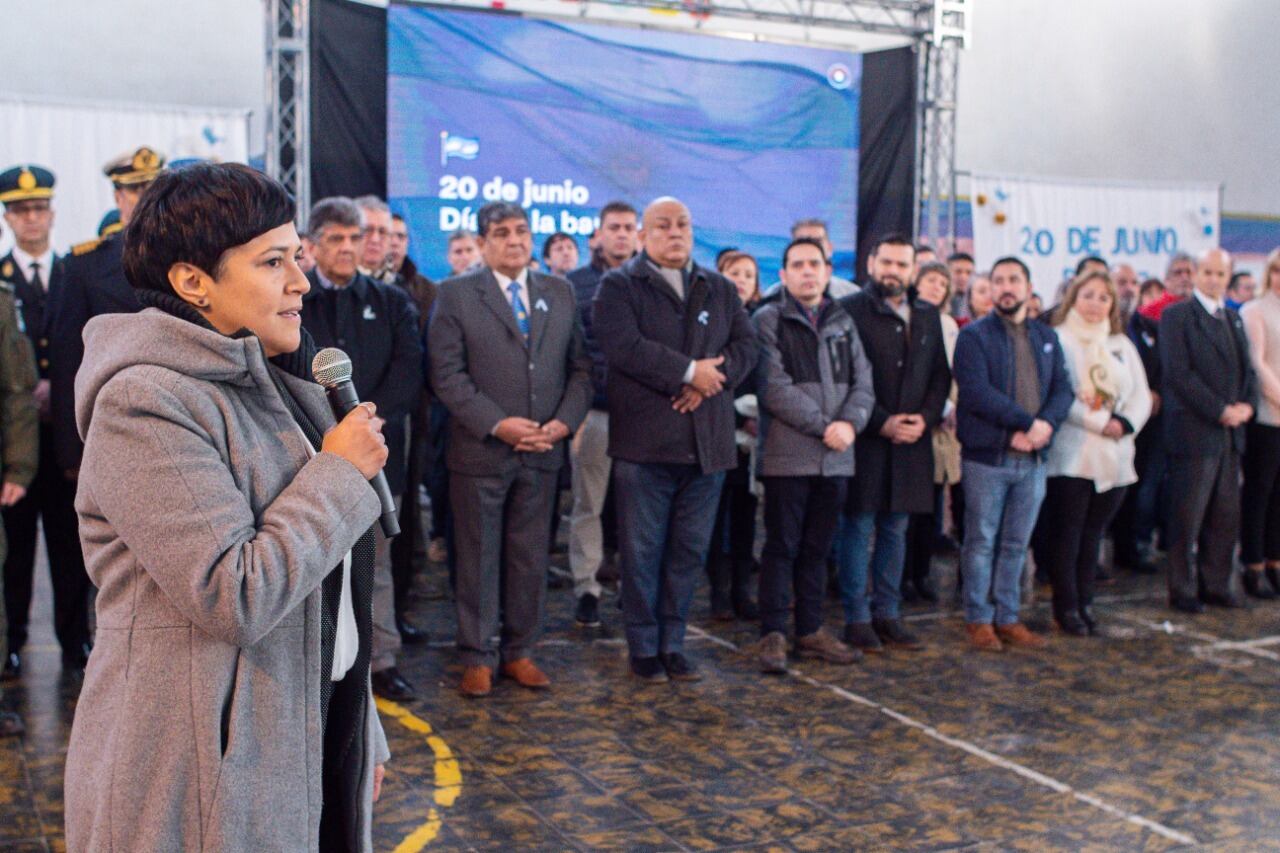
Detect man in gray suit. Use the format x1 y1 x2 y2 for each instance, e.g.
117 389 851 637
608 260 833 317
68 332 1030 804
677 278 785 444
429 202 593 697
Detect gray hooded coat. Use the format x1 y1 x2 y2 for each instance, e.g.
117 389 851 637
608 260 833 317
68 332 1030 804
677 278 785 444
64 308 388 852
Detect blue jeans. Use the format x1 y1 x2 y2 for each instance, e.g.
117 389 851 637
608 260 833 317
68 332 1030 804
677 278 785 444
960 457 1047 625
837 510 910 623
614 461 724 658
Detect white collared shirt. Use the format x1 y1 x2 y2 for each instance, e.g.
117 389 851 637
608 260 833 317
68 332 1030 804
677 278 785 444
492 266 531 315
11 246 54 291
1193 287 1226 317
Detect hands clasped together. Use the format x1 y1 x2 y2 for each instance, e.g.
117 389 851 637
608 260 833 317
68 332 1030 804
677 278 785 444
494 417 572 453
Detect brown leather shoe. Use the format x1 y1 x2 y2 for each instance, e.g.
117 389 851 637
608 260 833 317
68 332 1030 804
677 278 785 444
995 622 1046 649
459 665 493 698
500 658 551 689
966 622 1003 652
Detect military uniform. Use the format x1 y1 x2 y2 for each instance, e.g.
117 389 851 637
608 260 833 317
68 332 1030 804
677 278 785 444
48 147 163 476
0 280 40 727
0 165 93 672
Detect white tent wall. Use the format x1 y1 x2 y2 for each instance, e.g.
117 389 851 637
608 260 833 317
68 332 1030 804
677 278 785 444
0 99 250 255
957 0 1280 217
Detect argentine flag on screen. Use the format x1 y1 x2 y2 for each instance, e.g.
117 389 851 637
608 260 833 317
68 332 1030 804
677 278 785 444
439 132 479 166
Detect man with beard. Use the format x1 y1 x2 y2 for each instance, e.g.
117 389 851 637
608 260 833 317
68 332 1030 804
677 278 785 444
1113 263 1140 326
954 256 1072 651
836 235 950 653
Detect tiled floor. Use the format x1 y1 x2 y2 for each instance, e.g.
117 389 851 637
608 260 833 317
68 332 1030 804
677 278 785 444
6 547 1280 851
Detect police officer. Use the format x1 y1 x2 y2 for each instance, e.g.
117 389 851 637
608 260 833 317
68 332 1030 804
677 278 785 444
0 267 39 733
300 196 424 701
49 147 164 481
0 165 91 675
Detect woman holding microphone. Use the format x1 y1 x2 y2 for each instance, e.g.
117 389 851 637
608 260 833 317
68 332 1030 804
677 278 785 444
65 163 391 851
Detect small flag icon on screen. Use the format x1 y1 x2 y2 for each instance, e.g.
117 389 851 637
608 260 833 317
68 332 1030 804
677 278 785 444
440 132 480 166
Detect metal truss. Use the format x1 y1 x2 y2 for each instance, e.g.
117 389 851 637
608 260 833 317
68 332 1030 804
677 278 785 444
265 0 310 217
915 0 970 253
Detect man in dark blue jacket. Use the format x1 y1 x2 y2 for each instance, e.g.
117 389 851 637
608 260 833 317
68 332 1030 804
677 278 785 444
565 201 637 628
954 256 1072 652
593 197 756 683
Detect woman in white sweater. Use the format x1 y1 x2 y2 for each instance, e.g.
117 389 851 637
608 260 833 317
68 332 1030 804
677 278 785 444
1044 271 1152 635
1239 248 1280 598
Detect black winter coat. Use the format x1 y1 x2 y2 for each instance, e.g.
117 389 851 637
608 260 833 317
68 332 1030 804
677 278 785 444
593 253 757 474
839 288 951 514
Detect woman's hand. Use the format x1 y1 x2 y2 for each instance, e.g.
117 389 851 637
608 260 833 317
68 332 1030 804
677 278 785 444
373 763 385 802
321 402 388 479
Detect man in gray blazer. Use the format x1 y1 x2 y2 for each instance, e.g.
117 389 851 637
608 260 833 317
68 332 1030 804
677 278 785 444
429 202 593 697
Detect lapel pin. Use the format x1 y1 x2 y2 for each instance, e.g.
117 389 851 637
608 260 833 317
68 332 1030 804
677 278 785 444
535 298 549 312
363 305 376 320
697 310 709 326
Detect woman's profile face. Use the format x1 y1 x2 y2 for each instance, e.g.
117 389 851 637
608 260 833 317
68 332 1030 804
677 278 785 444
724 257 758 305
202 222 311 357
969 275 993 318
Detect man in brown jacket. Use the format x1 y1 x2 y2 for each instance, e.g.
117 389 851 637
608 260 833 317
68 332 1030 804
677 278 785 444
0 278 39 736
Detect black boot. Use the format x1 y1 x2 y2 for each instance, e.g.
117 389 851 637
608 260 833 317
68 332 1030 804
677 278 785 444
1243 569 1277 600
1267 566 1280 595
731 557 760 621
707 554 734 621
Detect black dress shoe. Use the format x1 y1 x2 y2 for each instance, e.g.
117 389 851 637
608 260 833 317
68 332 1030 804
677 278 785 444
1243 571 1277 600
872 618 924 650
396 616 429 645
1202 591 1247 609
629 656 668 683
2 652 19 681
1079 606 1099 636
1055 611 1088 636
372 667 417 701
1170 595 1206 614
574 593 601 628
659 652 702 682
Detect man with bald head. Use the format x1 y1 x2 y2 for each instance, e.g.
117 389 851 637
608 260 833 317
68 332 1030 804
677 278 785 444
594 197 757 683
1160 247 1257 613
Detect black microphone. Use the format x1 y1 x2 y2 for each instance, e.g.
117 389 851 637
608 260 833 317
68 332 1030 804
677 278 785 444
312 347 401 537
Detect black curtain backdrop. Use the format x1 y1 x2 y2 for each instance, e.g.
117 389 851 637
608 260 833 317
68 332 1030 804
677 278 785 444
310 0 916 258
311 0 387 203
857 45 918 279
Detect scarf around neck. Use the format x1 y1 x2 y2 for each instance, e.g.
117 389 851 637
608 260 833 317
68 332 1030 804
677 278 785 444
1061 306 1120 409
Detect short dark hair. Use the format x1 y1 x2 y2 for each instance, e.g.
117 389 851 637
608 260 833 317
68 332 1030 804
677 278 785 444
599 200 637 222
447 229 475 245
871 232 915 256
1139 278 1165 298
990 255 1031 281
914 243 936 256
541 231 575 259
123 162 295 294
1075 255 1108 275
715 246 740 267
1229 271 1254 291
391 212 405 224
946 252 975 265
476 202 528 237
782 236 828 269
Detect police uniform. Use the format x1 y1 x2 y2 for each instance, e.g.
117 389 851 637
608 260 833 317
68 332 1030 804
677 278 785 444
0 279 39 694
48 147 163 478
0 165 93 675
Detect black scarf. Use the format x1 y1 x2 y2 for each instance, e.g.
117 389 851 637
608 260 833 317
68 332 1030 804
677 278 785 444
137 290 377 851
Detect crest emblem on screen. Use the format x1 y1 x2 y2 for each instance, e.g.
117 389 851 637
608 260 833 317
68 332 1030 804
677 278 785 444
440 132 480 166
826 63 852 90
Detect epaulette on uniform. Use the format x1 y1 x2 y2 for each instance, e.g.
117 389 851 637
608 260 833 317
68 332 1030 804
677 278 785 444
71 238 103 256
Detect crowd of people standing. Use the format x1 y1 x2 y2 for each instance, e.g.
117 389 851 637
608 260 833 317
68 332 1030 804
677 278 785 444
0 152 1277 732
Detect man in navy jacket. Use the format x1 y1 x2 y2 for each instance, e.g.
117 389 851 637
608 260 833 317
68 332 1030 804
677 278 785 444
953 256 1072 652
593 197 756 683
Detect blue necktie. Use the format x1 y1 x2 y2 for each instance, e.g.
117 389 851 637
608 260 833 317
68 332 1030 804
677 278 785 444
507 281 530 340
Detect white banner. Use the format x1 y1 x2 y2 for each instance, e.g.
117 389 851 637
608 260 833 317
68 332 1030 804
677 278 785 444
0 96 250 255
970 173 1221 299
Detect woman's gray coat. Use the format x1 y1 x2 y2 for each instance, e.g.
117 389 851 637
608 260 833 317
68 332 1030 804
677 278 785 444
64 309 388 851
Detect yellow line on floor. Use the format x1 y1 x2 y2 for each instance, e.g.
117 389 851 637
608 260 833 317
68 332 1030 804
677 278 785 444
375 697 463 852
